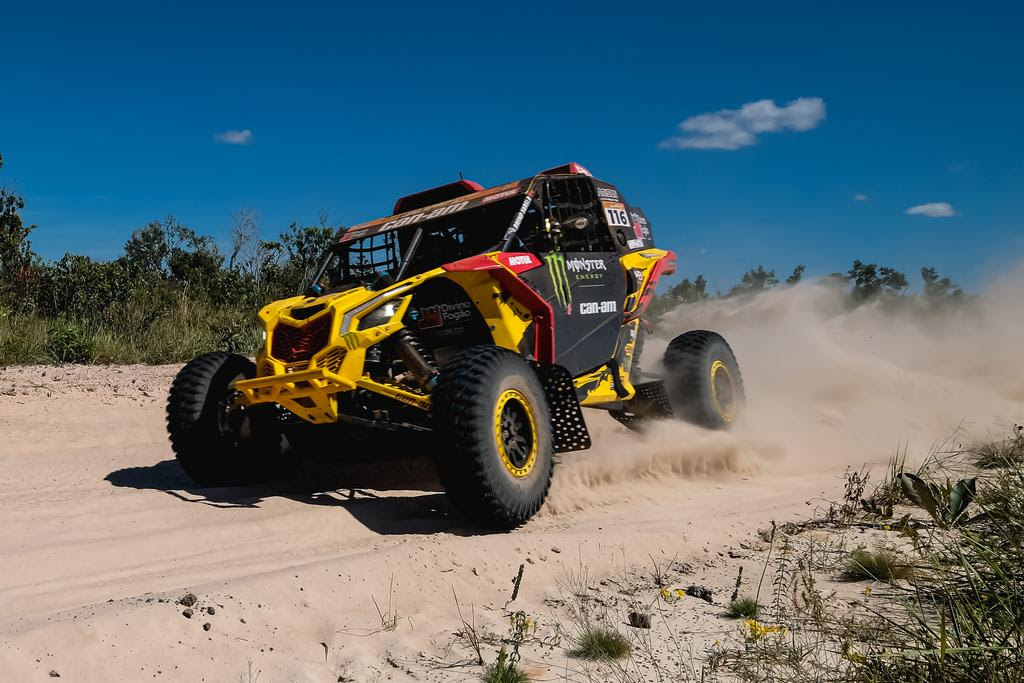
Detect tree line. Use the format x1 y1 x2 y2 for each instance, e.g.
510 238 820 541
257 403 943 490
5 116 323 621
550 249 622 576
1 153 965 364
647 260 964 321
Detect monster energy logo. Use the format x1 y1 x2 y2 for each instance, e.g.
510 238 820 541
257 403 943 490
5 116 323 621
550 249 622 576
544 252 572 313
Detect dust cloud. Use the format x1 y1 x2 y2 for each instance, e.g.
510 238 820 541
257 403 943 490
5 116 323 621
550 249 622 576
546 270 1024 513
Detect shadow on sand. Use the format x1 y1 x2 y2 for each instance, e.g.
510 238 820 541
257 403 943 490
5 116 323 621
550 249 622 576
103 456 485 536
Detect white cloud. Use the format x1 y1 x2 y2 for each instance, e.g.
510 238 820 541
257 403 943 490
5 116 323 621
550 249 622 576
660 97 825 150
854 194 868 201
905 202 956 218
213 129 253 145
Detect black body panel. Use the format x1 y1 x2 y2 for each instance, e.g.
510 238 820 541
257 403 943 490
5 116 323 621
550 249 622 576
519 251 626 375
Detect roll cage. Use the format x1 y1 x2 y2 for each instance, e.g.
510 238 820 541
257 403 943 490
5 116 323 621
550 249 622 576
309 170 652 293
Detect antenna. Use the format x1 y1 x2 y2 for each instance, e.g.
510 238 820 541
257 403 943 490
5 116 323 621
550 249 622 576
458 171 464 181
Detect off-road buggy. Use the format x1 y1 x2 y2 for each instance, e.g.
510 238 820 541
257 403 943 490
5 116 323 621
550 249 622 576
167 163 743 528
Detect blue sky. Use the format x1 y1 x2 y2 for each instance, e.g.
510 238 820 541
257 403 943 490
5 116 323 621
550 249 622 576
2 1 1022 292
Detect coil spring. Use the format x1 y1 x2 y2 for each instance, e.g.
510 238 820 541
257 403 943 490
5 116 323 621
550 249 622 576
393 328 439 386
397 328 437 367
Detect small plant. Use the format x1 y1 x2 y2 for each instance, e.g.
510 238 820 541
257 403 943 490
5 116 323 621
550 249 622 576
726 596 760 619
572 624 631 660
647 553 678 588
972 425 1024 469
481 651 529 683
899 472 976 527
453 588 486 665
370 574 399 632
46 320 95 363
482 565 533 683
238 659 260 683
840 548 911 582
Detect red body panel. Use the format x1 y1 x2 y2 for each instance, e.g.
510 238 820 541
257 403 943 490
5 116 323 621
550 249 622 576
539 162 592 177
393 179 484 214
442 255 555 363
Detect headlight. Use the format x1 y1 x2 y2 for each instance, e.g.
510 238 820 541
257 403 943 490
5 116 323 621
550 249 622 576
361 301 400 328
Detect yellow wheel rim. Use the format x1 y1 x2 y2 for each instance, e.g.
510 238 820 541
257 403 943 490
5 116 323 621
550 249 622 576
710 359 737 423
494 389 538 478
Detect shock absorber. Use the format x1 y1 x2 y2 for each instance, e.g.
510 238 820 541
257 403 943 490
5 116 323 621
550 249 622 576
392 328 439 388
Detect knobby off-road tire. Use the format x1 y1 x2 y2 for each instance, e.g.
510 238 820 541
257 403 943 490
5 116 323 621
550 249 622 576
432 346 554 529
167 351 285 486
663 330 744 429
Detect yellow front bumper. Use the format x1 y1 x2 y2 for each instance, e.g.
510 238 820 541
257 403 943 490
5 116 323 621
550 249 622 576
234 368 355 424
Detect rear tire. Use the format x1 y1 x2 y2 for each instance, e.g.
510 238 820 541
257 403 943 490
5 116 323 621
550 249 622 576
432 346 553 529
663 330 744 429
167 352 285 486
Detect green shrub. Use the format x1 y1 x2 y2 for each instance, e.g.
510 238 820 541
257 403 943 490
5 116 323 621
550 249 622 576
481 657 529 683
973 426 1024 469
841 548 911 582
572 624 631 660
0 315 49 364
726 596 760 619
46 320 96 363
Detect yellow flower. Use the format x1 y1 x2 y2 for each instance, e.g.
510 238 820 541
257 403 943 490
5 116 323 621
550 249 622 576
674 588 686 598
863 586 872 596
660 588 671 600
882 524 892 531
744 619 786 641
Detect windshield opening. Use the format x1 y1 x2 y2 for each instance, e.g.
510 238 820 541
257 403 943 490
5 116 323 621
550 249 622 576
309 196 525 292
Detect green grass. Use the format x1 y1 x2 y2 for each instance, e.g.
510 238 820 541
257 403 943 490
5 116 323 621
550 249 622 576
481 660 529 683
572 624 631 660
1 303 260 366
841 548 911 582
972 428 1024 469
726 596 760 619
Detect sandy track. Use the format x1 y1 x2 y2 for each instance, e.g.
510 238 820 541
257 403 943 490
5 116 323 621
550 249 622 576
2 280 1020 681
0 364 839 682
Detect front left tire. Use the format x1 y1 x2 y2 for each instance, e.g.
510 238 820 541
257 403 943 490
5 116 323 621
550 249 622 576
166 351 285 486
432 346 554 529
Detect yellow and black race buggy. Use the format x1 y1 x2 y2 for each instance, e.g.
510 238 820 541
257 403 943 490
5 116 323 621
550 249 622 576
167 163 744 528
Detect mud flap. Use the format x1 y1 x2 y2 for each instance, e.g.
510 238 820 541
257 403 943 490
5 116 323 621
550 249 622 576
529 362 591 453
609 379 674 431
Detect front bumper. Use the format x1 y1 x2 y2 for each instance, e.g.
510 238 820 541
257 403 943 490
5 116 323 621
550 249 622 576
234 367 355 424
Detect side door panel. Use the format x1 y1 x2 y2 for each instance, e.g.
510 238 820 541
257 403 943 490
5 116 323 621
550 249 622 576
519 251 626 375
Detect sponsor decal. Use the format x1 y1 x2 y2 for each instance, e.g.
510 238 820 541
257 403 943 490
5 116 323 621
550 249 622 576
566 257 607 273
500 252 540 273
341 227 368 240
381 200 470 230
433 325 466 338
603 201 631 229
578 300 618 315
543 252 572 314
627 238 644 249
596 186 620 200
341 181 527 243
418 305 444 329
629 211 650 238
475 188 516 204
418 301 473 330
502 195 534 241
